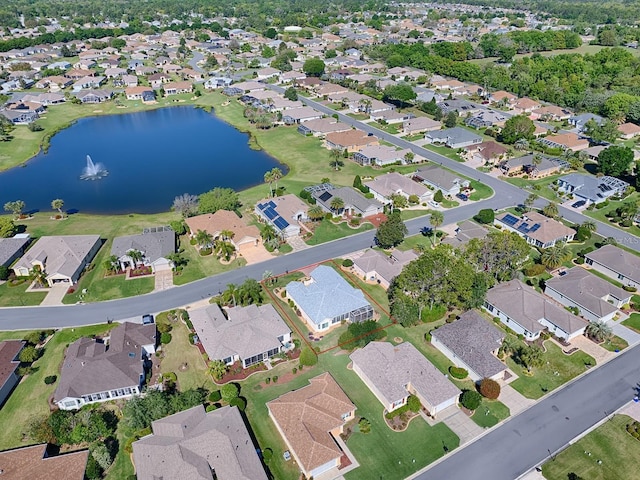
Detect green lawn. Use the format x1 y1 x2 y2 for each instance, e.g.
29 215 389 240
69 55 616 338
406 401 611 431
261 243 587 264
347 112 370 121
400 209 432 220
423 144 464 162
471 399 511 428
622 313 640 333
0 323 117 451
376 122 401 134
402 133 424 141
584 193 640 238
172 237 247 286
507 341 595 399
502 174 564 202
469 179 493 201
542 414 640 480
0 281 47 307
600 335 628 352
306 219 374 246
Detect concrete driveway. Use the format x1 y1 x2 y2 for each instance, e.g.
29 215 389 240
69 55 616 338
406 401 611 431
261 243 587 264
436 406 484 444
40 283 68 306
154 270 174 292
239 245 273 265
499 384 535 415
569 335 615 364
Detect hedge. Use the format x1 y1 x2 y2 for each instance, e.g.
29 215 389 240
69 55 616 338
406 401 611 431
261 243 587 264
160 332 172 344
449 366 468 379
44 375 57 385
229 396 247 411
460 390 482 410
478 378 501 400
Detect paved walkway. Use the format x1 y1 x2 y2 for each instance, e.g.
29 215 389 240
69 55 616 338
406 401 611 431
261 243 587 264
40 283 68 306
499 385 535 416
435 406 484 444
569 335 616 364
619 399 640 422
286 235 310 252
154 270 174 292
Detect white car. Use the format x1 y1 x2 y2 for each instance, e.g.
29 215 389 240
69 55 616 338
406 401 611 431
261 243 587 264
428 200 440 208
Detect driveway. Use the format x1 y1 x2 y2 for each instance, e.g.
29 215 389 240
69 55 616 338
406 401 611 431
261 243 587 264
286 235 310 252
239 245 273 265
40 283 68 306
437 406 484 444
569 335 616 364
154 270 174 292
499 384 535 416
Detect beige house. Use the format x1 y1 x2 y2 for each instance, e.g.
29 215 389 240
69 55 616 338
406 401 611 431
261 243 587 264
325 129 379 152
538 132 589 152
352 248 418 289
12 235 101 286
267 373 356 479
618 122 640 140
494 211 574 248
585 244 640 288
185 210 261 254
350 342 460 416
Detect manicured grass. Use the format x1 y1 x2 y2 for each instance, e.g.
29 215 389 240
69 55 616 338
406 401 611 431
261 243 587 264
584 193 640 238
0 323 117 451
347 112 370 121
172 237 247 286
469 179 493 201
402 133 424 142
159 316 216 392
399 232 434 251
440 198 460 208
0 281 47 307
507 341 595 400
622 313 640 333
376 122 401 134
502 174 564 202
400 208 432 220
471 398 511 428
305 219 374 246
542 414 640 480
600 334 628 352
423 144 464 162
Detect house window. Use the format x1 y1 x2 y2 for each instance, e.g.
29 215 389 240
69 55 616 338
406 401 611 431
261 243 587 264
64 401 76 408
267 348 280 358
321 322 329 330
486 304 494 312
341 412 351 421
586 259 593 265
223 356 233 364
124 387 132 395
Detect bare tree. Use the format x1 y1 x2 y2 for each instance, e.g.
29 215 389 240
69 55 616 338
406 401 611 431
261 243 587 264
172 193 199 217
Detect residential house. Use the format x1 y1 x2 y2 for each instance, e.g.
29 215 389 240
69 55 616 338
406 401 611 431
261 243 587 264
0 340 25 407
465 140 508 164
424 127 483 149
72 75 105 91
74 89 113 103
556 173 629 205
286 265 374 332
369 109 412 124
431 78 465 91
316 83 349 98
190 303 291 368
54 322 157 410
465 110 507 129
325 129 379 153
230 80 266 93
365 172 431 205
436 99 478 115
431 310 507 382
0 444 88 480
499 154 563 178
618 122 640 140
256 67 280 81
483 279 588 341
545 267 631 323
585 244 640 288
538 132 589 152
533 105 572 121
12 235 101 286
279 70 306 84
120 74 138 87
312 186 384 218
132 405 267 480
297 118 351 137
111 228 175 273
403 116 441 134
441 220 489 247
163 81 193 95
125 86 155 101
204 76 233 89
267 373 356 479
350 342 460 416
0 235 30 268
0 109 38 125
352 248 418 289
488 90 517 106
494 211 575 248
104 67 127 78
281 106 323 125
568 113 604 132
413 164 470 197
254 194 308 238
353 145 413 167
185 210 261 254
513 97 541 114
148 72 169 88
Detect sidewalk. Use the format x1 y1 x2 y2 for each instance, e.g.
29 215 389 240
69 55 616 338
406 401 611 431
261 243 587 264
431 406 484 444
499 385 535 416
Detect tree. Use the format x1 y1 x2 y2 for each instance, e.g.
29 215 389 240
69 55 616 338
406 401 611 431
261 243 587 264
434 107 443 121
194 229 213 249
307 205 325 221
542 202 559 218
0 217 16 238
581 221 596 232
51 198 64 216
198 188 241 214
358 417 371 434
204 54 218 70
433 190 444 203
220 383 239 403
102 255 119 274
329 149 344 170
264 27 277 39
524 193 538 211
474 208 494 224
499 115 535 144
260 224 277 243
513 138 529 151
460 390 482 410
18 345 41 363
91 444 113 471
518 344 544 372
429 211 444 245
302 57 325 77
479 378 501 399
376 212 408 248
463 231 531 282
598 146 634 177
444 111 458 128
269 167 283 196
299 346 318 366
329 196 345 214
215 240 236 261
540 242 572 269
169 219 187 236
383 84 417 108
208 360 228 380
172 193 199 217
264 169 275 197
585 320 613 343
29 266 47 288
283 87 298 101
583 119 620 144
390 194 408 209
3 200 25 219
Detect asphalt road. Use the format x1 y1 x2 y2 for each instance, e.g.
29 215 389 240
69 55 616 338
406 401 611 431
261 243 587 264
417 342 640 480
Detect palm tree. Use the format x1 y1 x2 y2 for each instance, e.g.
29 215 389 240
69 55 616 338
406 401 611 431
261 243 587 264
429 211 444 245
260 223 277 242
585 320 613 343
269 167 283 196
262 270 274 286
208 360 228 380
524 193 538 212
195 229 213 249
102 255 119 274
532 154 543 166
519 345 544 373
222 283 238 306
128 249 144 267
498 337 519 359
514 138 529 151
329 149 344 171
581 221 596 232
264 170 275 197
29 266 48 288
308 205 325 222
540 242 572 269
542 202 559 218
220 229 235 242
51 198 64 217
330 196 345 214
215 240 236 261
265 237 281 251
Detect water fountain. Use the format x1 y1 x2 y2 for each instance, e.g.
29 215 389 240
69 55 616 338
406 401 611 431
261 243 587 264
80 155 108 180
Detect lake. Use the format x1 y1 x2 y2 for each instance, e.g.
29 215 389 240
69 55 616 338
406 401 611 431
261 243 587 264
0 106 287 214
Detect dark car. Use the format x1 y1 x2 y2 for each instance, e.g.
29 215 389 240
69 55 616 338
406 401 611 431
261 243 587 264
456 193 469 201
571 200 586 208
142 314 154 325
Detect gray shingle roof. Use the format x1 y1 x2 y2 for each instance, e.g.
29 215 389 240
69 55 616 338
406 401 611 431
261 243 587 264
585 244 640 284
313 186 383 216
286 265 373 327
111 230 175 263
0 236 29 267
350 341 460 407
431 311 506 378
132 405 267 480
353 248 417 284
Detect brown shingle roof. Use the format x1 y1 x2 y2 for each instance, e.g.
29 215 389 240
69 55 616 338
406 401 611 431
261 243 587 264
325 129 377 149
185 211 259 245
0 340 24 391
0 444 88 480
267 373 355 474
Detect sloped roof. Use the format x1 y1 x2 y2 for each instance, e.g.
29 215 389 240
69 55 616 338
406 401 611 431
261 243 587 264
0 444 88 480
111 230 175 263
431 310 506 378
312 186 383 216
185 211 259 243
364 172 429 198
0 236 29 267
286 265 373 326
0 340 24 390
353 248 417 284
267 373 355 474
350 341 460 407
585 244 640 284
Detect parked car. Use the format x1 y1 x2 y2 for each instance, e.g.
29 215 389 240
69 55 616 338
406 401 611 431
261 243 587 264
142 314 154 325
428 200 440 208
571 200 586 208
456 193 469 201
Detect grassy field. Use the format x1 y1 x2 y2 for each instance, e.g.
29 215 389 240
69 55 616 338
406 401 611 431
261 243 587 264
507 341 595 400
502 174 564 202
622 313 640 333
583 193 640 238
0 281 47 306
471 399 511 428
0 323 117 451
305 219 374 246
172 237 247 286
542 414 640 480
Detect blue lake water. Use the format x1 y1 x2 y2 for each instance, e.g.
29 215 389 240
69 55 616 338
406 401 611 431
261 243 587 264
0 106 286 214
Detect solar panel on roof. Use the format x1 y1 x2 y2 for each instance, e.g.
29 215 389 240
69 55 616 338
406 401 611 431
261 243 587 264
268 201 276 208
529 224 541 232
264 208 278 220
274 217 289 230
319 191 333 202
502 214 519 226
257 202 267 210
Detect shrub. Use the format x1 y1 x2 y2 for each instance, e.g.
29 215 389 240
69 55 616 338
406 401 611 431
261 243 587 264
262 448 273 464
265 377 271 384
229 396 247 411
189 238 197 245
449 366 468 379
18 345 41 363
524 263 546 277
160 332 172 344
208 390 221 402
434 190 444 203
199 247 212 256
460 390 482 411
478 378 501 400
407 394 421 412
272 375 279 383
622 219 633 227
0 265 9 281
342 258 354 267
624 285 637 292
163 372 177 382
221 383 239 403
575 257 585 264
280 289 286 298
44 375 57 385
299 346 318 366
292 367 297 374
474 208 495 224
206 404 218 412
446 313 457 323
358 417 371 434
188 332 197 344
